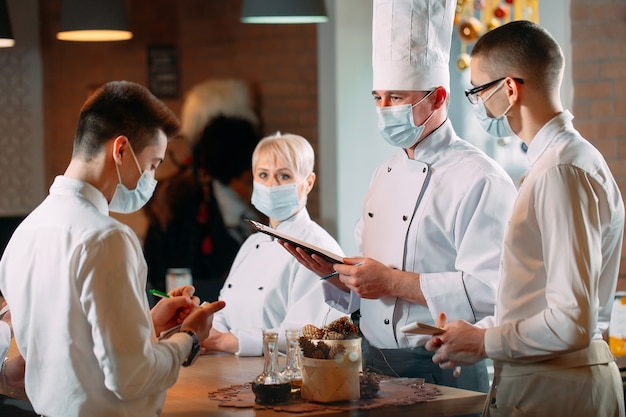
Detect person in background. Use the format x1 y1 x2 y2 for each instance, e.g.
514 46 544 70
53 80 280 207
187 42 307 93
427 21 625 417
201 132 346 355
143 115 261 303
0 81 225 417
282 0 517 396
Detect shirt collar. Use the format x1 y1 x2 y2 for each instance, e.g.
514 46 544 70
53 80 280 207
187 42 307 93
49 175 110 215
526 110 574 166
410 119 456 162
275 207 310 234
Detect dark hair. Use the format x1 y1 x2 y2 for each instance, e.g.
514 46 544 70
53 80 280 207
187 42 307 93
193 115 260 184
471 21 564 93
72 81 180 160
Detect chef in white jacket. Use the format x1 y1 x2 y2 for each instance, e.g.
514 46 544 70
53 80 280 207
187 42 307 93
283 0 516 394
201 133 346 356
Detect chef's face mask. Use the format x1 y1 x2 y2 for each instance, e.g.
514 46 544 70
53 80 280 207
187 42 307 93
251 180 304 221
109 141 158 214
376 90 435 149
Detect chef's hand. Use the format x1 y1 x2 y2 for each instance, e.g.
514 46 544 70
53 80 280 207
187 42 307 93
200 327 239 354
180 300 226 343
279 241 335 276
150 285 199 336
427 317 486 370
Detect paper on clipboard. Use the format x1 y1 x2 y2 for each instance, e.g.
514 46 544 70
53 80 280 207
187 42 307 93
399 322 445 335
245 218 344 264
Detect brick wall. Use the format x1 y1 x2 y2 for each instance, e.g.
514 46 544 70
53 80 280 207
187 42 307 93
570 0 626 285
38 0 321 237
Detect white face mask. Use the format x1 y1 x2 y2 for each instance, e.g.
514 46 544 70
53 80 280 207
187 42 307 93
109 141 157 214
471 80 516 138
472 100 515 138
376 90 435 149
251 180 304 221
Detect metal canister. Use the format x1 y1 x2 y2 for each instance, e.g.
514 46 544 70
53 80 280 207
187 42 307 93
165 268 193 293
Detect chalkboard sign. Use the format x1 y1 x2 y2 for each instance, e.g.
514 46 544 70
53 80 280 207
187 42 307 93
147 45 179 98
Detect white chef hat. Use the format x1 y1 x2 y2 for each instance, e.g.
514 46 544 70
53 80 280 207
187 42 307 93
372 0 455 92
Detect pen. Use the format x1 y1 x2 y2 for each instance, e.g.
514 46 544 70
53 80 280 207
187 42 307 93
320 261 364 280
149 289 170 299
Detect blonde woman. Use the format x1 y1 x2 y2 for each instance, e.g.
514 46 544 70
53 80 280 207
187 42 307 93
201 133 346 355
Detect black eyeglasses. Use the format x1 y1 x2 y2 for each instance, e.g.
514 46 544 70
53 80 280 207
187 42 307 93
465 77 524 104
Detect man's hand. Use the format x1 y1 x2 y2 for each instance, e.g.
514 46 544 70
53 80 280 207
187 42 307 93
426 318 487 369
150 285 199 336
180 301 226 342
200 327 239 354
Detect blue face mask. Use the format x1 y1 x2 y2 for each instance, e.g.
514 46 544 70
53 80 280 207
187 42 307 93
376 91 435 149
472 100 515 138
109 142 157 214
251 181 302 221
471 80 516 138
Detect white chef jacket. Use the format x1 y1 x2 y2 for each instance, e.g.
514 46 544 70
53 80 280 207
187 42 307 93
481 111 625 362
0 176 193 417
213 208 347 356
0 320 9 362
324 120 517 349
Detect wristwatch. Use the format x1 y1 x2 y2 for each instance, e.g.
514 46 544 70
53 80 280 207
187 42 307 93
182 330 200 367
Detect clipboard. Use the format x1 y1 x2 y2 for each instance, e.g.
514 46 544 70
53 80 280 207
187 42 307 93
245 218 344 264
399 322 445 335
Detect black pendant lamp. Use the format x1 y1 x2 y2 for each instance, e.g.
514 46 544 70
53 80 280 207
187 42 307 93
57 0 132 42
241 0 328 24
0 0 14 47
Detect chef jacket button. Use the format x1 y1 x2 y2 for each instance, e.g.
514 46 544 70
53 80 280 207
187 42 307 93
228 284 232 288
258 287 263 291
256 244 260 249
422 167 427 173
384 319 390 325
368 212 373 218
402 215 407 221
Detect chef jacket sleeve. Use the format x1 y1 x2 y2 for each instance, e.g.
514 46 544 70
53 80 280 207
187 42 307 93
420 173 516 324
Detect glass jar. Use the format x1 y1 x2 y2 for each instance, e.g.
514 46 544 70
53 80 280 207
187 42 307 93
252 331 291 404
280 329 303 397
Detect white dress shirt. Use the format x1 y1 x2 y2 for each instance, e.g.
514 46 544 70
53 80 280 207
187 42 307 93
324 120 518 349
482 111 625 361
0 176 193 417
213 208 347 356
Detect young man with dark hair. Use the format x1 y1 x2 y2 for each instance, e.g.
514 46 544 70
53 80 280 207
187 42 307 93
0 81 225 417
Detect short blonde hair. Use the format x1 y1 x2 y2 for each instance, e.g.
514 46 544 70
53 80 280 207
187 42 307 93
252 132 314 179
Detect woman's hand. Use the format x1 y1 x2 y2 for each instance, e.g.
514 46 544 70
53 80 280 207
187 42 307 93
200 327 239 354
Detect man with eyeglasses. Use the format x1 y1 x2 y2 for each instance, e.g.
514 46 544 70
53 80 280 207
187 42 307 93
428 21 625 416
282 0 517 397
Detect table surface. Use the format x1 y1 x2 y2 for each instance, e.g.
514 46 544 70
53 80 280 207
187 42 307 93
3 341 486 417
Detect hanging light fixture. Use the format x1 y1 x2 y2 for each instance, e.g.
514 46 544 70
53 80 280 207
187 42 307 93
57 0 133 42
0 0 15 47
241 0 328 24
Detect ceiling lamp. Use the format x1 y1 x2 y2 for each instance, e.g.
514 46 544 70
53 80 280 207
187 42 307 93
241 0 328 24
0 0 14 47
57 0 133 42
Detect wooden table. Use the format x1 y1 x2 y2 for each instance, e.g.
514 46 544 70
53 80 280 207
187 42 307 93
162 352 486 416
2 342 486 416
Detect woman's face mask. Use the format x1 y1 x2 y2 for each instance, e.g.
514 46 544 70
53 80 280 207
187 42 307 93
109 141 157 214
251 180 304 221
